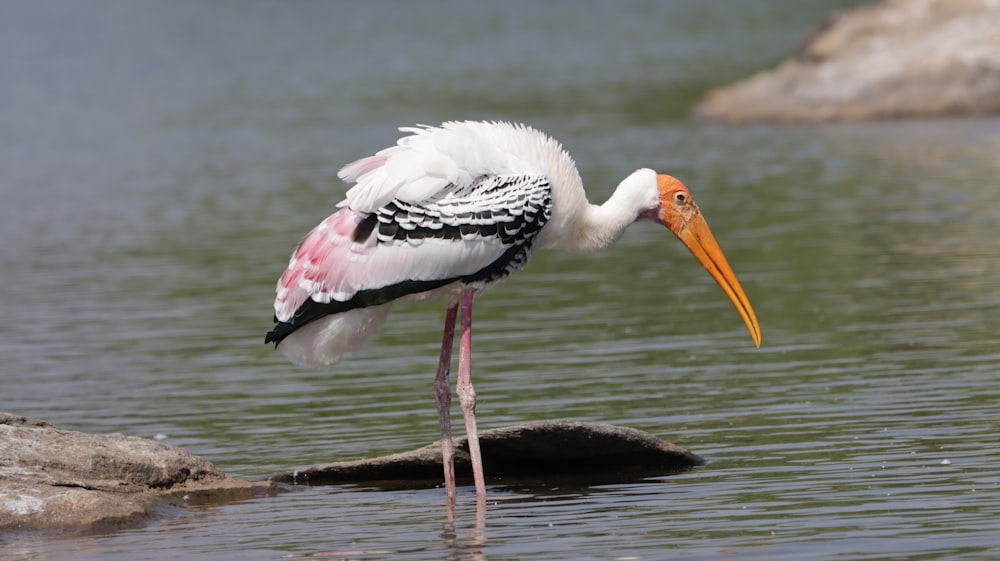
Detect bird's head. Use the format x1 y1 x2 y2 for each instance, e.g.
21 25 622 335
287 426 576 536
641 173 762 348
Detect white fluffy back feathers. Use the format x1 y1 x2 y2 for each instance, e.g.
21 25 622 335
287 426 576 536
337 121 580 214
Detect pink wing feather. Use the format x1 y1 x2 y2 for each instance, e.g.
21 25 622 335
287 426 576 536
273 209 372 322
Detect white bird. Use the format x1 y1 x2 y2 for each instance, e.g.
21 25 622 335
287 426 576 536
266 121 761 501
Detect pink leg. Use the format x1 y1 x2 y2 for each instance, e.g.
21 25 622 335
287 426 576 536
434 303 459 502
456 289 487 498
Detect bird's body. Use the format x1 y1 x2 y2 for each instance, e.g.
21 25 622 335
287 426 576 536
267 121 761 502
267 122 642 364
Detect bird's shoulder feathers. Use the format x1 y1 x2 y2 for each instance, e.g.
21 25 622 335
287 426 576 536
335 121 578 213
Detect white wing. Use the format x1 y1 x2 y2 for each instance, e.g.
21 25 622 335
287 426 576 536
268 172 552 344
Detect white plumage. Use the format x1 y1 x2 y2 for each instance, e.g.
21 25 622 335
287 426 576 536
274 304 392 368
338 122 575 213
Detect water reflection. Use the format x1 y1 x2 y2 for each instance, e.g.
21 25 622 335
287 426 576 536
441 504 487 561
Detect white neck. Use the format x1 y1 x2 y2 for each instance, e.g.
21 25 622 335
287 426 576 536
543 168 659 253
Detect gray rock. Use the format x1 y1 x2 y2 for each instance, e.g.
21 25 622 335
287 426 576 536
0 413 269 532
695 0 1000 122
271 420 704 486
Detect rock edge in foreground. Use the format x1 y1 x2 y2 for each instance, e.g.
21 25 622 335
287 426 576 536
0 413 270 532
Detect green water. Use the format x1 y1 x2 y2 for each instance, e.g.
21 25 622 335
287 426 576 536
3 1 1000 559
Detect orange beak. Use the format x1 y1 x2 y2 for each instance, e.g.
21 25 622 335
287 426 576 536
658 175 762 347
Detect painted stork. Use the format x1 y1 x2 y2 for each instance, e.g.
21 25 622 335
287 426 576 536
266 121 761 501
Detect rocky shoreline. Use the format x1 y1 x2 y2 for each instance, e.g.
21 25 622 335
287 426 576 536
695 0 1000 123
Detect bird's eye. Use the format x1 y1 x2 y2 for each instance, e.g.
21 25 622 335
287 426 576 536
674 192 688 205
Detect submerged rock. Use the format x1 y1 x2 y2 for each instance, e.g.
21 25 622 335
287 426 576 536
0 413 269 532
271 420 704 487
696 0 1000 122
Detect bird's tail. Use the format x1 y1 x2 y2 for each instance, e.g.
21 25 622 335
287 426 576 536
273 303 393 368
